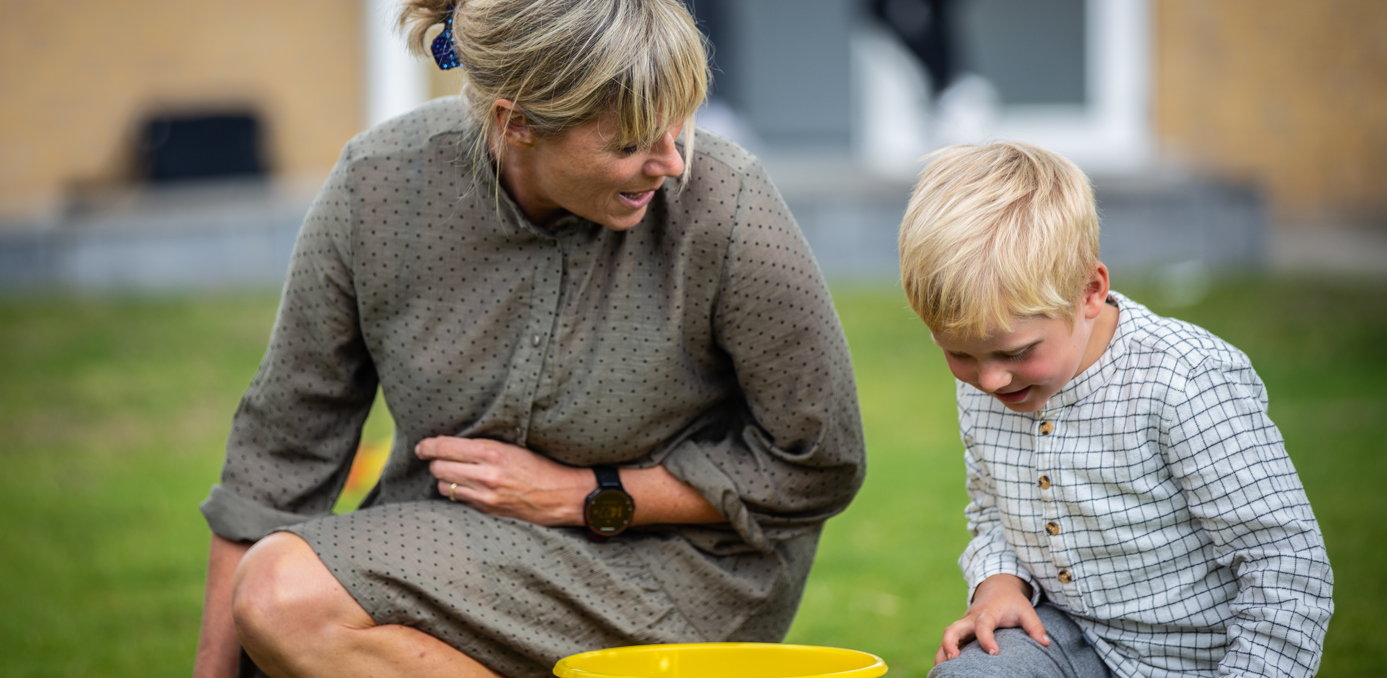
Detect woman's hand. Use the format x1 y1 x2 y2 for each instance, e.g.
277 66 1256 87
934 573 1050 665
415 437 592 526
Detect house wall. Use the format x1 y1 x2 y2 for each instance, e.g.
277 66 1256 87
1154 0 1387 220
0 0 365 222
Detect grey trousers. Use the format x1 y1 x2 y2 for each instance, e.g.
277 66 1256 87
928 603 1111 678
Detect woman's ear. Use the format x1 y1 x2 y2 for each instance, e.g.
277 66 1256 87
492 99 533 150
1080 262 1111 320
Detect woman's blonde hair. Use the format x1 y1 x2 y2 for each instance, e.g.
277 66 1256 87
399 0 709 185
899 141 1099 338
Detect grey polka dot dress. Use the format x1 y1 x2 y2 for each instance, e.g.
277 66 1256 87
200 97 866 678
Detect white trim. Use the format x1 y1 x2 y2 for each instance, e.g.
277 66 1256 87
989 0 1151 173
364 0 429 128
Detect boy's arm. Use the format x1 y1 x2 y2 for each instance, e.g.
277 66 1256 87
1166 358 1334 677
958 425 1041 607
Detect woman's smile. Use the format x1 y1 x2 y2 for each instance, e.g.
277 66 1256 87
617 188 657 209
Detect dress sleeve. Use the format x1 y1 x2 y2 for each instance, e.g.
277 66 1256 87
1165 356 1333 677
956 397 1041 606
658 159 867 553
200 148 379 542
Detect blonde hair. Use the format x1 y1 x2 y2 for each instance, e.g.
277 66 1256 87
398 0 708 186
899 141 1099 338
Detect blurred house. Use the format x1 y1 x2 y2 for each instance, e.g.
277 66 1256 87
0 0 363 220
0 0 1383 288
694 0 1387 277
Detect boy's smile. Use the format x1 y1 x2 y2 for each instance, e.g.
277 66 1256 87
930 265 1120 413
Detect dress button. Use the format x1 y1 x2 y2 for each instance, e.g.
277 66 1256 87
1057 569 1073 584
1038 475 1051 490
1038 421 1054 436
532 334 541 347
1045 521 1060 536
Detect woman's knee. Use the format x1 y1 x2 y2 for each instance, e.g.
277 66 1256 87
231 532 370 657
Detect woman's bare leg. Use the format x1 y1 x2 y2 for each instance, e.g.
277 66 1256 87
232 532 503 678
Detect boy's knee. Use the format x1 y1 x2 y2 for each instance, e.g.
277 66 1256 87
928 629 1062 678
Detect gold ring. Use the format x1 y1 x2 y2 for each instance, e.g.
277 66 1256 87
449 482 458 502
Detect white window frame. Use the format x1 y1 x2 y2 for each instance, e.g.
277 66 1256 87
987 0 1151 173
364 0 429 128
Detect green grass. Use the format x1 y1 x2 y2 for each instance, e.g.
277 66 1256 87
0 276 1382 676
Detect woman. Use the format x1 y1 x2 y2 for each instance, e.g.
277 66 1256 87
193 1 865 676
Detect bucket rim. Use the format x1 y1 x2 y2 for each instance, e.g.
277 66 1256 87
552 642 888 678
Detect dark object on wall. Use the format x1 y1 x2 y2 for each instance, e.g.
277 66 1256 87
872 0 958 96
139 113 266 183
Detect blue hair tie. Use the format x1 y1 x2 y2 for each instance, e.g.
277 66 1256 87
432 11 462 70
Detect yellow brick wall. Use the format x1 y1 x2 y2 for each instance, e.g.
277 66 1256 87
1155 0 1387 219
0 0 364 221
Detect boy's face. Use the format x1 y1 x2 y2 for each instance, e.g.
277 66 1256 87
931 265 1117 414
932 315 1093 413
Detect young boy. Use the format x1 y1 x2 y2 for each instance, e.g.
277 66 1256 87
899 142 1333 677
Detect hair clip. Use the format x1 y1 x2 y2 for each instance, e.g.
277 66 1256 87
431 10 462 70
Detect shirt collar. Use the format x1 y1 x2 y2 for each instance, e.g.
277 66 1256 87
1040 290 1138 415
428 124 587 241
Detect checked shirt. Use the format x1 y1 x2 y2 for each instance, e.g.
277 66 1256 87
956 292 1333 677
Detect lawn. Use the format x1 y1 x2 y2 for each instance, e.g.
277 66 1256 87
0 276 1382 676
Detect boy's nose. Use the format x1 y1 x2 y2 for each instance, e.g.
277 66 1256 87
978 363 1012 392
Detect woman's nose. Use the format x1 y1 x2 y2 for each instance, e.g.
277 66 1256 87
646 128 684 178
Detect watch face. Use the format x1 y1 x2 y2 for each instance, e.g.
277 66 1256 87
585 488 634 535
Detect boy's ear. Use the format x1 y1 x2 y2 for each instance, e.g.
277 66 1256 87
1080 262 1111 320
492 99 534 150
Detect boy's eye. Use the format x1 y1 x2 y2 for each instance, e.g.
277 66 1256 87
618 144 640 156
1003 347 1032 361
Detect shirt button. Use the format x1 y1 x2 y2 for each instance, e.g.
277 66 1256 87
1038 475 1052 490
532 334 541 347
1038 421 1054 436
514 427 523 439
963 436 975 446
1057 569 1073 584
1045 521 1060 536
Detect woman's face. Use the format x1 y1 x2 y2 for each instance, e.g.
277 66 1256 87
504 111 686 231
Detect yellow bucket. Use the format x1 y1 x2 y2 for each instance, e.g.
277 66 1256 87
553 642 887 678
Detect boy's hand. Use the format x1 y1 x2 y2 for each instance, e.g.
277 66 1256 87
935 574 1050 665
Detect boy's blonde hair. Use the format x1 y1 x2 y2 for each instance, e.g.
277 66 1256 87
899 141 1099 338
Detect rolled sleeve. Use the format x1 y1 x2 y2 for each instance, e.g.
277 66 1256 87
199 484 328 542
662 160 866 553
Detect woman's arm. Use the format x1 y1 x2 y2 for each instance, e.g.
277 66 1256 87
194 534 253 678
197 148 372 673
415 437 722 526
654 157 867 552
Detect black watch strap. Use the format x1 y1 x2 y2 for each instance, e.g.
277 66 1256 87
593 465 622 490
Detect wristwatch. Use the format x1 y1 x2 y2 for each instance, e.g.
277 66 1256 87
584 465 634 542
